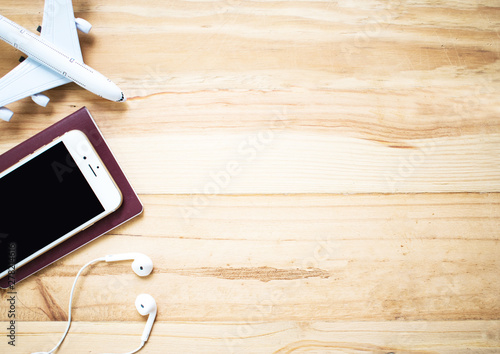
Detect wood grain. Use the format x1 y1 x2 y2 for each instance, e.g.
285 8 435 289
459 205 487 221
1 321 499 354
1 194 498 324
0 1 499 193
0 0 499 353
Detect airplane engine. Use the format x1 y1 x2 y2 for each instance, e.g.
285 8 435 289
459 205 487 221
31 93 50 107
0 107 14 122
75 18 92 34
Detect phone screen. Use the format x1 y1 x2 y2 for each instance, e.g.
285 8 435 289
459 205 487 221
0 141 105 274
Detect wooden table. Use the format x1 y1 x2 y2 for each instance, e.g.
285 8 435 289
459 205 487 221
1 0 499 352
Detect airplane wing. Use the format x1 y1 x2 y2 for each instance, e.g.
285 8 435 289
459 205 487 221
41 0 83 62
0 58 70 107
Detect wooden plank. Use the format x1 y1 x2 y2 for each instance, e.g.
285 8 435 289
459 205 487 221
3 126 500 194
0 2 498 193
0 0 498 352
2 321 499 354
1 194 498 323
107 132 500 194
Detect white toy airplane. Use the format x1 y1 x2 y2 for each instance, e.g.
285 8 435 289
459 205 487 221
0 0 126 122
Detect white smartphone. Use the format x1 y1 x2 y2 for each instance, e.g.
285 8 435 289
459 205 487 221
0 130 123 279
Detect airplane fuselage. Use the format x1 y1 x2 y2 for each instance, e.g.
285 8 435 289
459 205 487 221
0 15 125 102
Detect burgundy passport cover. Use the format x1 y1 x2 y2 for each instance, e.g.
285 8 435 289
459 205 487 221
0 107 143 288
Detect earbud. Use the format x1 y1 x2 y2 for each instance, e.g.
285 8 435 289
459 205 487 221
135 294 157 342
33 255 156 354
104 253 153 276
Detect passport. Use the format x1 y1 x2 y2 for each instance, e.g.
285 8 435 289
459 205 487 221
0 107 143 288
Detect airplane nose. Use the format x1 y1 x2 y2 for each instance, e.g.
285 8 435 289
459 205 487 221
117 92 126 102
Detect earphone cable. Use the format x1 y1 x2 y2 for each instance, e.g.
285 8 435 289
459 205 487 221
32 257 105 354
101 341 145 354
32 256 152 354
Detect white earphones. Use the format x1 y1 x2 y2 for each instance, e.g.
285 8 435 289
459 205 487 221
33 253 156 354
104 252 154 277
135 294 157 342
